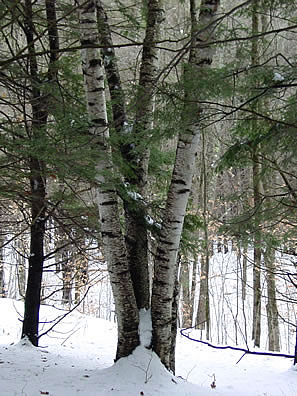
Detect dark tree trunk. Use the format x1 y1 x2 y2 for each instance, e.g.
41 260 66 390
251 0 262 349
196 254 210 334
21 0 58 346
22 159 46 345
294 323 297 366
169 262 180 374
0 234 5 297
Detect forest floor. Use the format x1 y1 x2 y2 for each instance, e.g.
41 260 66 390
0 298 296 396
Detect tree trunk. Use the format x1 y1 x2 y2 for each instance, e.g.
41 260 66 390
16 238 26 298
264 248 280 351
180 261 192 328
61 256 72 307
251 0 262 348
196 254 210 337
96 0 127 134
293 323 297 366
97 0 164 310
124 0 164 310
196 129 210 338
241 243 247 301
22 158 46 346
0 233 5 297
77 0 139 359
21 0 48 346
252 149 262 348
169 261 180 374
152 0 221 369
151 120 201 368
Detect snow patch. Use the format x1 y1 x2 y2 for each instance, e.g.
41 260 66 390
273 72 285 82
138 308 152 347
127 190 143 201
104 55 111 67
145 215 162 229
122 121 133 134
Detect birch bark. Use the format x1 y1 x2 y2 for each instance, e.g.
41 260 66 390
151 0 220 370
77 0 139 359
96 0 164 310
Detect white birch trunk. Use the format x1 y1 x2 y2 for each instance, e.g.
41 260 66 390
151 0 220 369
77 0 139 359
97 0 164 311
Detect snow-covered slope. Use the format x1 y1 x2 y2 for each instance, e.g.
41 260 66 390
0 299 296 395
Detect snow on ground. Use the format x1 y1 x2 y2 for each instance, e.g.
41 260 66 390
0 298 296 396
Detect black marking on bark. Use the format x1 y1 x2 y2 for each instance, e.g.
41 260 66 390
88 102 95 106
100 200 117 206
178 138 188 145
90 87 104 93
81 2 95 14
81 39 93 47
92 118 106 125
102 189 116 194
154 279 169 287
159 239 174 246
101 231 117 238
81 17 95 24
197 58 213 66
89 58 101 67
177 188 190 194
155 254 170 263
172 179 187 185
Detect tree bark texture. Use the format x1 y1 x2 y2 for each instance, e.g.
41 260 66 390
169 263 180 374
180 261 192 328
196 255 210 335
97 0 164 311
196 129 210 337
96 0 127 134
294 323 297 366
124 0 164 310
0 234 5 297
77 0 139 359
251 0 262 348
264 248 280 351
252 148 262 348
21 0 48 346
22 157 46 346
151 0 220 369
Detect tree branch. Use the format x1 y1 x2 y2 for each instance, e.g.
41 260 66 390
180 326 296 360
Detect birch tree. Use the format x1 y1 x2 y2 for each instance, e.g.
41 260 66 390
79 0 221 369
77 0 140 359
97 0 164 310
151 0 221 369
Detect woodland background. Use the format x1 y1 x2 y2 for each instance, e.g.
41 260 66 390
0 0 296 367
